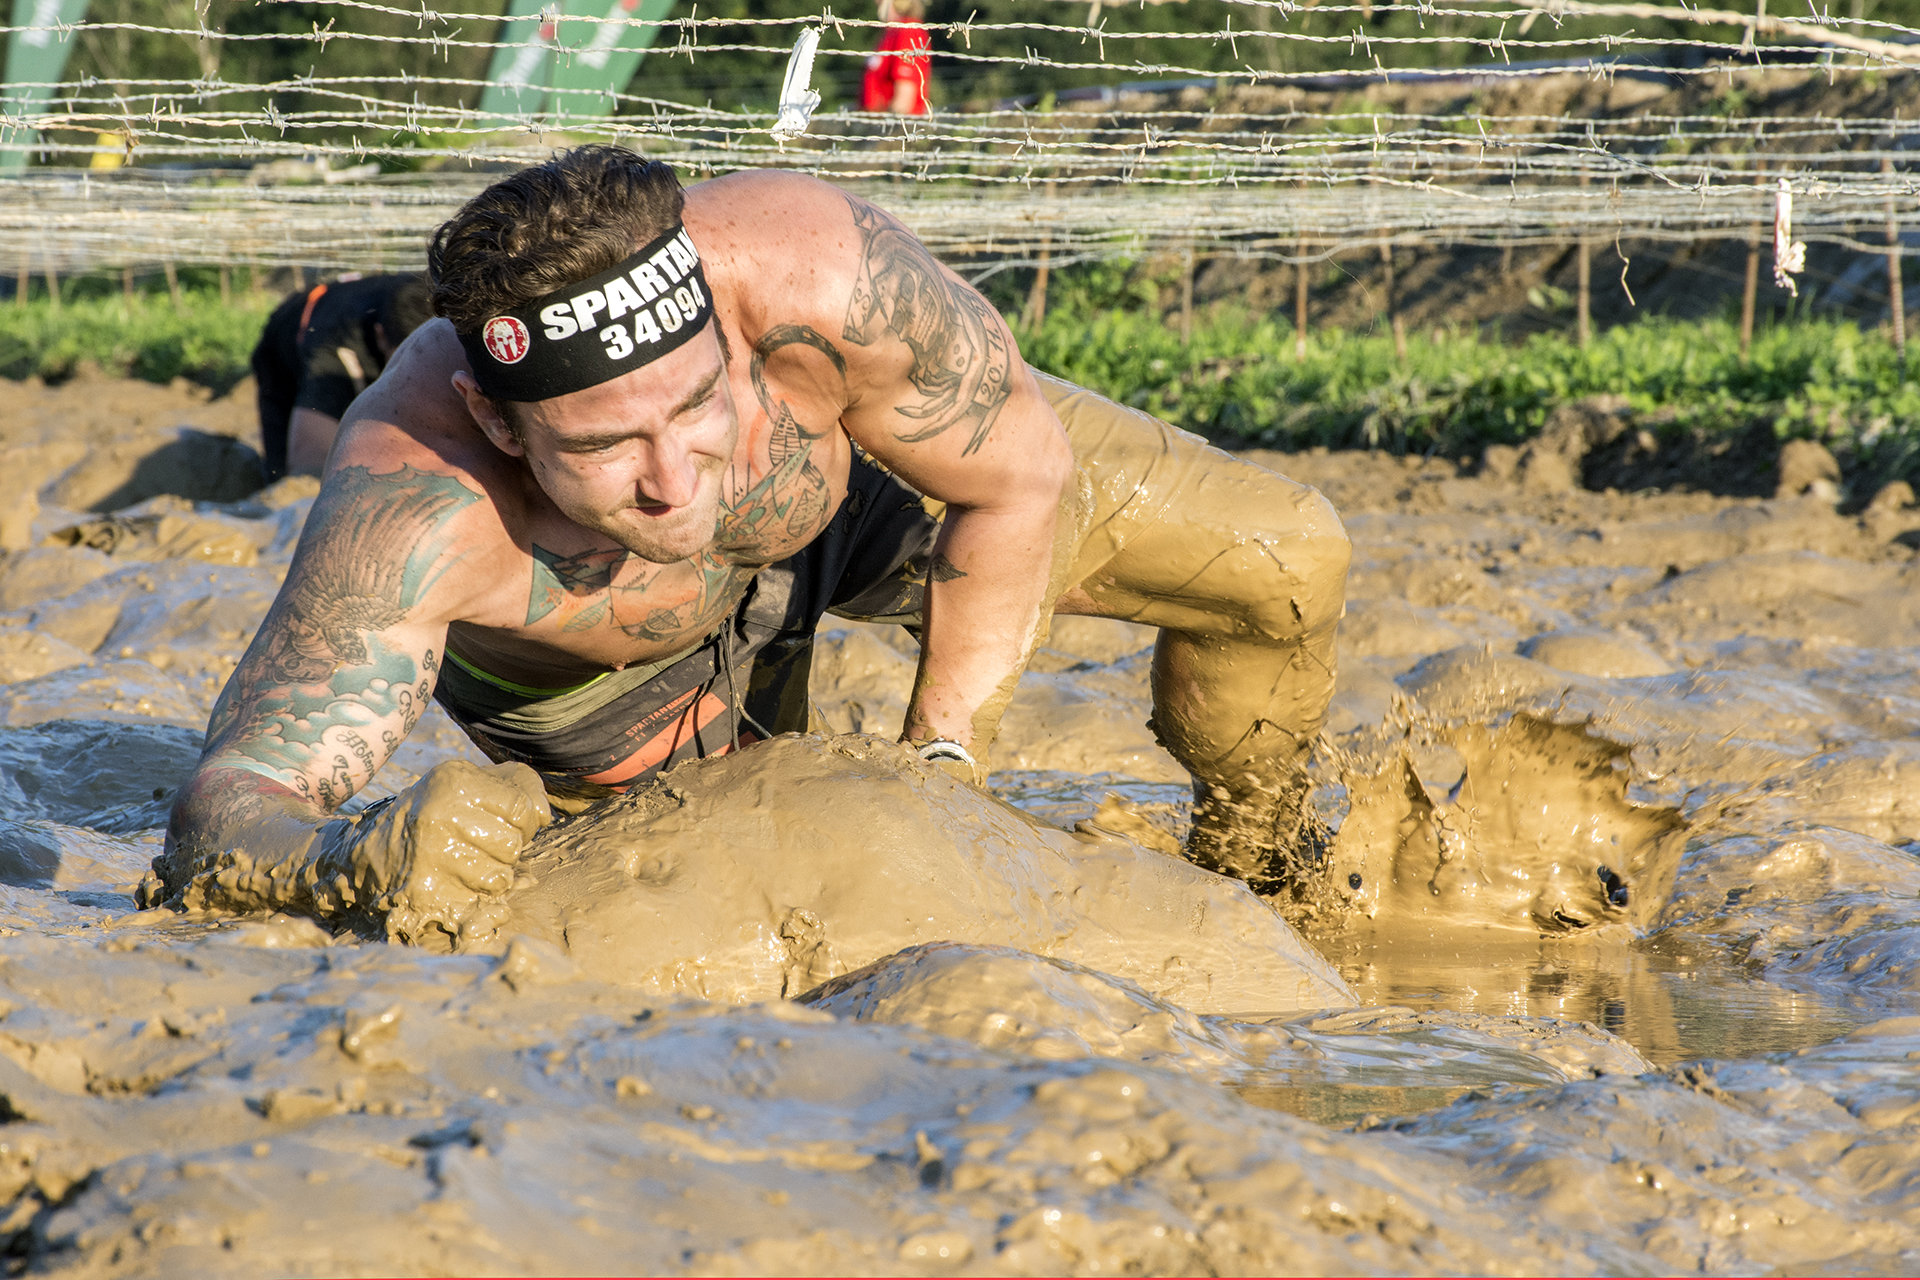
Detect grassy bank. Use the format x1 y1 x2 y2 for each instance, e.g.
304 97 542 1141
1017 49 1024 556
5 284 1917 482
0 290 275 390
1012 306 1920 474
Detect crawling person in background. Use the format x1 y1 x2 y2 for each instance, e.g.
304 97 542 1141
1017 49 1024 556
252 272 435 480
145 146 1349 946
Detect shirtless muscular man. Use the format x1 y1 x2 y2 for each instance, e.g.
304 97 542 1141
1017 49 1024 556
147 147 1349 945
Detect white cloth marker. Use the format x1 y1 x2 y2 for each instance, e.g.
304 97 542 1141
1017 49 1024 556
771 27 822 142
1773 177 1807 297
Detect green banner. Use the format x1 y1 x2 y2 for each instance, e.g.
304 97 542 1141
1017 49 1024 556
2 0 91 170
479 0 558 127
548 0 673 120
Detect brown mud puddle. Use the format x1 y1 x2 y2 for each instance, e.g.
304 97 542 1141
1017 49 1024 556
0 379 1918 1274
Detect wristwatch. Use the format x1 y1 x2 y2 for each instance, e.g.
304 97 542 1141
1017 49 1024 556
915 739 977 770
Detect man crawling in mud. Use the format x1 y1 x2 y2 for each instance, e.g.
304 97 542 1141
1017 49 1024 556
146 146 1350 944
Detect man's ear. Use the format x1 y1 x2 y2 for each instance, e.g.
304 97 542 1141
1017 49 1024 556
452 371 524 457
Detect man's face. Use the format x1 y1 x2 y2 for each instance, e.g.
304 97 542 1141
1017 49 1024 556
507 323 739 564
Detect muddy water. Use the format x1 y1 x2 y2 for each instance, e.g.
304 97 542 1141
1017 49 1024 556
1 377 1919 1273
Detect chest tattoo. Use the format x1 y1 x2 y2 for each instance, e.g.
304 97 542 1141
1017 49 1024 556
719 322 840 550
526 545 748 644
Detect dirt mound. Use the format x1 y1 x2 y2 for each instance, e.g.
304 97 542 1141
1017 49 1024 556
498 734 1352 1015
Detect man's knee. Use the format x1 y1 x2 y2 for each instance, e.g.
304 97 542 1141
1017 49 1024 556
1242 485 1349 642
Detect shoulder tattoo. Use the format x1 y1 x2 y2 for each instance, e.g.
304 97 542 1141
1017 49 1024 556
840 196 1014 457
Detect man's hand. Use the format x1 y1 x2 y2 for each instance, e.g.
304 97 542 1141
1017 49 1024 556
321 760 552 947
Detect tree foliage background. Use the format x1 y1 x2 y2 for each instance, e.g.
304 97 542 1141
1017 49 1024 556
45 0 1920 141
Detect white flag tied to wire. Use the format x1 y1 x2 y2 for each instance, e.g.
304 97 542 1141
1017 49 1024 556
770 27 822 142
1773 177 1808 297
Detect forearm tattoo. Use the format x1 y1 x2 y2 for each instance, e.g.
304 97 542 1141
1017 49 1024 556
204 464 477 809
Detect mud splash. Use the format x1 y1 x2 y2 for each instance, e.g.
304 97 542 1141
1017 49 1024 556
0 378 1918 1273
1324 713 1688 933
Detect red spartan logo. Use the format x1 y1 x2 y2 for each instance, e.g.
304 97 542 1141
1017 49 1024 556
482 315 531 365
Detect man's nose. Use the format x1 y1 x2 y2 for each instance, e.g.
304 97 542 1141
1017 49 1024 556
637 439 699 508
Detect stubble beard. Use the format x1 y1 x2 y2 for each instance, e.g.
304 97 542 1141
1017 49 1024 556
605 490 723 564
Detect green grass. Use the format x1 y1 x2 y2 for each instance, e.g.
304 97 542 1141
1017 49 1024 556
6 282 1918 483
0 289 275 391
1013 304 1920 480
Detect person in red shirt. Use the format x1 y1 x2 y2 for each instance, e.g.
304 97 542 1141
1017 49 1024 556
862 0 931 115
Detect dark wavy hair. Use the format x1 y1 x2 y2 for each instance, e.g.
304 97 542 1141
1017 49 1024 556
427 145 685 334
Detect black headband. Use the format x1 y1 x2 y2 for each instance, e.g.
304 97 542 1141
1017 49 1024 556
458 223 716 402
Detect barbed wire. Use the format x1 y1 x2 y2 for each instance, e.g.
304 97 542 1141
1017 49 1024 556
2 165 1907 276
0 1 1914 274
15 2 1920 52
3 18 1911 75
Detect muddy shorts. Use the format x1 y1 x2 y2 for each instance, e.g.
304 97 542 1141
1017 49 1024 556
432 449 939 798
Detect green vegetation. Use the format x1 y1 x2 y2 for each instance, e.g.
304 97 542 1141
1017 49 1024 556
1011 269 1920 479
6 275 1919 483
0 288 274 390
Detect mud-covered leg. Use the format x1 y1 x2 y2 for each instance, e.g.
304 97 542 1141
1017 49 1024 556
1050 421 1350 890
1150 615 1341 887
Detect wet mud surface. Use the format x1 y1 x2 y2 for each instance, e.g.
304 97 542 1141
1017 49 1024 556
1 377 1919 1274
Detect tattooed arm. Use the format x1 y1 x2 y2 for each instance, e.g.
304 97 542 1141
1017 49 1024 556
832 194 1076 754
147 464 549 943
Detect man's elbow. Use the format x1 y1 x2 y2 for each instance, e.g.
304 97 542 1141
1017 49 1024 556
1031 420 1077 510
165 763 304 854
150 764 312 904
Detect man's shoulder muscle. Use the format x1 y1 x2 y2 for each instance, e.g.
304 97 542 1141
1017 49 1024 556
687 173 866 325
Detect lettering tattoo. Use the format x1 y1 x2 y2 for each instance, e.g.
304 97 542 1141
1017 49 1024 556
204 464 477 809
841 196 1013 456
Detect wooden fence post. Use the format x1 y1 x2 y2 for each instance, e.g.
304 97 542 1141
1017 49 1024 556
1740 165 1765 364
1576 174 1592 348
1179 243 1195 346
1022 181 1054 331
1022 249 1050 330
163 261 183 309
1886 154 1906 358
1294 235 1310 360
1379 237 1406 361
15 250 28 308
